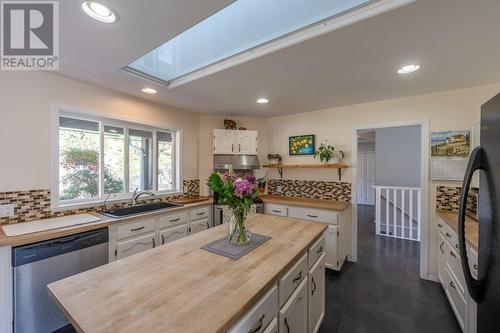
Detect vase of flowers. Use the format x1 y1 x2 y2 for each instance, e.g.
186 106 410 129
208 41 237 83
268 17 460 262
207 171 258 245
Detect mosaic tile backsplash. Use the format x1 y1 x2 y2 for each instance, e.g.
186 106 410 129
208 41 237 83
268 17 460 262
436 185 478 217
267 179 351 202
0 179 200 224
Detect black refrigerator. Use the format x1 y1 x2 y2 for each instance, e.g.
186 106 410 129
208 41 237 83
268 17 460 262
459 92 500 332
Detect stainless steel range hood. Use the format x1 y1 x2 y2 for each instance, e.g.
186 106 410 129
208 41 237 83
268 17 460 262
213 154 260 170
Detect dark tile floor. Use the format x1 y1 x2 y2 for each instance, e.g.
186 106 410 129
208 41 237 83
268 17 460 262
319 205 461 333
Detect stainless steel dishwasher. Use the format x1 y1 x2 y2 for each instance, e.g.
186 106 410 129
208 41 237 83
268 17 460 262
12 228 108 333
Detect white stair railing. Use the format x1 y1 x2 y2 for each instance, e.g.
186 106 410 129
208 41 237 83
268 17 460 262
373 185 421 241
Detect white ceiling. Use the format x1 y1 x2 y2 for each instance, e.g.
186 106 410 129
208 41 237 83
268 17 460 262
57 0 500 117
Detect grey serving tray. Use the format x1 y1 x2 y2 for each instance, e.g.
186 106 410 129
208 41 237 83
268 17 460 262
201 233 271 260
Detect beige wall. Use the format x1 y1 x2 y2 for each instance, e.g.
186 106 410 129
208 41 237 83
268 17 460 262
198 115 270 196
267 83 500 278
0 71 200 192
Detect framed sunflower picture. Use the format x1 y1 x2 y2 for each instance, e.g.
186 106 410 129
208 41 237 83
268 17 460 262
289 135 315 155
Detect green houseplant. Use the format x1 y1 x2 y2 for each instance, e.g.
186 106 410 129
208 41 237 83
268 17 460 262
314 141 344 163
266 153 282 165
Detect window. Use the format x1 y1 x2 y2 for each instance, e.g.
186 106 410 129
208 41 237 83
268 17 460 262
55 111 180 208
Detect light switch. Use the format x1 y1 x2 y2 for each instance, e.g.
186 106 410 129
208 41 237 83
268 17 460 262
0 204 14 218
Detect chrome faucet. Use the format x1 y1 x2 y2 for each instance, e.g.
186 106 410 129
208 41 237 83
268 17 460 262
132 188 155 205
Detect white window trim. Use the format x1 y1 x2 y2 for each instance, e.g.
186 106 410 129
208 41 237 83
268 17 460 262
51 103 183 211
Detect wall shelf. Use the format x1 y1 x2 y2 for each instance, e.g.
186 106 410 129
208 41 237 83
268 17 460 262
262 163 349 180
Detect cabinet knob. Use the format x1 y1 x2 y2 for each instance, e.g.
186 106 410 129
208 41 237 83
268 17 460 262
247 314 265 333
311 276 317 295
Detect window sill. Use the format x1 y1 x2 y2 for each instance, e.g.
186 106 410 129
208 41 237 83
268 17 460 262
53 191 184 212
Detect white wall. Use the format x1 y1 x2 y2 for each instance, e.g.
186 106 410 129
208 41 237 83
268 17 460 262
0 71 200 192
267 83 500 277
375 126 421 188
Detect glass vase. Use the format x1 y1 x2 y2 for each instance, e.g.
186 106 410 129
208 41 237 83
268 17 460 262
228 207 251 246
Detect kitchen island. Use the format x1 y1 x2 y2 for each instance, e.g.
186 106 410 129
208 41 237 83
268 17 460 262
48 214 327 333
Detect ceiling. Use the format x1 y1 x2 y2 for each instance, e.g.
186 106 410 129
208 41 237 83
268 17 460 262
57 0 500 117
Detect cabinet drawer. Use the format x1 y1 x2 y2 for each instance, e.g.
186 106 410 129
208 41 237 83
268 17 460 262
444 224 459 251
279 253 307 307
159 224 188 245
189 218 210 234
279 278 307 333
116 217 156 240
288 207 338 224
262 317 277 333
308 234 325 269
227 285 278 333
158 211 188 229
190 206 210 221
265 204 287 217
116 233 155 260
445 241 466 296
445 267 466 330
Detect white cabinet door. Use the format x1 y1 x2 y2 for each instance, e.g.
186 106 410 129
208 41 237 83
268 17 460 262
325 225 339 270
116 233 156 260
438 233 446 287
213 129 236 154
279 278 307 333
237 130 258 155
159 224 188 245
189 218 210 234
308 254 325 333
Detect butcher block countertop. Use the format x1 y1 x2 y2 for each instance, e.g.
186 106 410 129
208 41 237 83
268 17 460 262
437 210 479 251
0 198 212 247
260 195 350 211
48 214 327 333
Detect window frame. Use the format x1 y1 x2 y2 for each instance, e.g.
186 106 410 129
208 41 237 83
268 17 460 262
51 105 182 211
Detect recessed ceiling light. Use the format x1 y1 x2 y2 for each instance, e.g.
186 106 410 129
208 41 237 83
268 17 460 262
398 64 420 74
256 98 269 104
142 87 158 95
82 1 117 23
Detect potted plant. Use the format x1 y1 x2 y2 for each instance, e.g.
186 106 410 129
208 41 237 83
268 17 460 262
207 171 258 245
256 178 266 195
267 153 283 165
314 141 344 164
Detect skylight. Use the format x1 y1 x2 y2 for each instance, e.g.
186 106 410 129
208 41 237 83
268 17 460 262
125 0 373 85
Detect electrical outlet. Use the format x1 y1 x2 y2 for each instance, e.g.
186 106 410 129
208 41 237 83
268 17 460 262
277 185 283 192
0 204 14 218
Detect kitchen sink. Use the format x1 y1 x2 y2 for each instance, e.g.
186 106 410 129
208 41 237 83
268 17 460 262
101 202 183 218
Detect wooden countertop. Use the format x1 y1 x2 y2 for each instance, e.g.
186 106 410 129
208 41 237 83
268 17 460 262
0 199 212 247
437 210 479 251
260 195 350 211
48 214 327 333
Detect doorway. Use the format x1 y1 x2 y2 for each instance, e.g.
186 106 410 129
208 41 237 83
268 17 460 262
351 120 430 280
